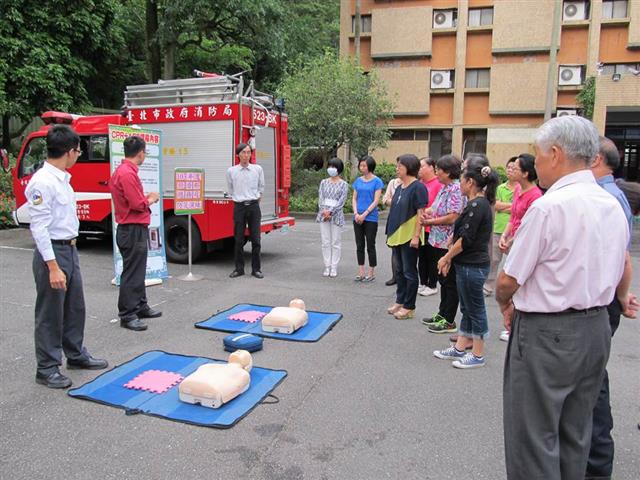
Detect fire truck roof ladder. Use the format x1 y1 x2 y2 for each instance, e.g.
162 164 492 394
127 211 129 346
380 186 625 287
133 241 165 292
124 73 274 110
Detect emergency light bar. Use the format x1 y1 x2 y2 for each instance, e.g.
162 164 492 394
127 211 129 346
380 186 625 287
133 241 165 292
41 111 75 125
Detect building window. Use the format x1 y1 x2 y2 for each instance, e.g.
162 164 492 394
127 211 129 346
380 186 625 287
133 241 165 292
462 130 488 157
390 130 429 141
602 0 628 18
601 63 640 75
465 69 490 88
351 15 372 33
429 130 453 160
468 7 493 26
433 9 458 28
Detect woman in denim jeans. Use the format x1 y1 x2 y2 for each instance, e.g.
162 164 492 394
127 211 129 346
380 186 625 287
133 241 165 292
433 160 499 369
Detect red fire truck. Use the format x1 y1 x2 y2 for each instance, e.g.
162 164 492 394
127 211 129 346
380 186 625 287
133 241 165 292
11 73 295 263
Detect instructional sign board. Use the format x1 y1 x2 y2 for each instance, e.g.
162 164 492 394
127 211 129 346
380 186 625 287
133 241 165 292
174 168 205 215
108 125 169 283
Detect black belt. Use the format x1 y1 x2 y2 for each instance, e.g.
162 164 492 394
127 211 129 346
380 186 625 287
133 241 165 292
527 306 606 316
51 238 77 246
234 200 258 206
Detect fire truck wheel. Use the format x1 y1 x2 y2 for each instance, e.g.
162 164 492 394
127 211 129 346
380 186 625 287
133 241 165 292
165 215 203 264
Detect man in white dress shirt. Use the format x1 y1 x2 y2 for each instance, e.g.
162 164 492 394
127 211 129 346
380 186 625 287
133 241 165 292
226 143 265 279
496 116 630 480
26 125 107 389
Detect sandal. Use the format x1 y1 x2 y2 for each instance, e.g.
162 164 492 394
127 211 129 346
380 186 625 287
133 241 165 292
363 276 376 283
354 275 364 282
394 309 415 320
387 304 402 315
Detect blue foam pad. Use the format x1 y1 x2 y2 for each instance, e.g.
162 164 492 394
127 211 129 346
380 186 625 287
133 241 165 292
195 304 343 342
68 350 287 428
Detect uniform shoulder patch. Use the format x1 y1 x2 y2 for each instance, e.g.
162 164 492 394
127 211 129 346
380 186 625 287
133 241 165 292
30 190 43 205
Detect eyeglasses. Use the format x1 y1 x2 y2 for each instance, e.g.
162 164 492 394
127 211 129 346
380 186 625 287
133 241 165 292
73 148 83 155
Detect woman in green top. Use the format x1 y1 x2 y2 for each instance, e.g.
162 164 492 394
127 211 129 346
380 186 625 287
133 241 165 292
484 156 517 296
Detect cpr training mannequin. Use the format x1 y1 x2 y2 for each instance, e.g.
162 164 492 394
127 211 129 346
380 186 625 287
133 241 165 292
261 298 308 334
179 350 252 409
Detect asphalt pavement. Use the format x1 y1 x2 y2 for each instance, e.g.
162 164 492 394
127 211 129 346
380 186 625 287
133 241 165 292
1 219 639 480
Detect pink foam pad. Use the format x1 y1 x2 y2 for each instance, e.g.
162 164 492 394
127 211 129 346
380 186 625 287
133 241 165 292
124 370 184 394
228 310 267 323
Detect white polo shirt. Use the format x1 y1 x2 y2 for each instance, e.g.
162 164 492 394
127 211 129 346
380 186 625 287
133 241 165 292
503 170 628 312
25 162 79 261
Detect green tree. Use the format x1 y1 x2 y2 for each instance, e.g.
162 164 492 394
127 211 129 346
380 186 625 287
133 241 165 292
0 0 126 148
278 51 393 164
152 0 284 81
577 76 596 120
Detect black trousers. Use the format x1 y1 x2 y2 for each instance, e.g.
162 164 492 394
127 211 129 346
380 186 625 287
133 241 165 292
418 234 440 288
33 244 89 375
353 220 378 267
117 224 149 321
586 298 621 479
394 243 420 310
435 246 458 323
233 201 261 273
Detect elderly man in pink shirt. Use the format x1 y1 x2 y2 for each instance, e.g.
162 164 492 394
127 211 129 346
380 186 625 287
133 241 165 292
496 116 631 480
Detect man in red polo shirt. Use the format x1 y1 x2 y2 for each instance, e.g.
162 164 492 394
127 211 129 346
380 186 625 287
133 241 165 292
109 135 161 331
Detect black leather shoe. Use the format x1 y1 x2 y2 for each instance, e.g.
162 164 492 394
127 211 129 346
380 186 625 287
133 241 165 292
251 270 264 279
120 317 148 331
67 356 109 370
229 270 244 278
138 307 162 319
385 278 396 286
35 371 72 389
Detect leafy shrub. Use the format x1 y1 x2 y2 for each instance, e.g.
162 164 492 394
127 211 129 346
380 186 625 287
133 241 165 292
494 165 508 184
0 155 16 229
374 162 396 186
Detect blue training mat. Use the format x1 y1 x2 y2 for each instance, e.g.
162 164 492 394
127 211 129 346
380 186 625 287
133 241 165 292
68 350 287 429
195 303 343 342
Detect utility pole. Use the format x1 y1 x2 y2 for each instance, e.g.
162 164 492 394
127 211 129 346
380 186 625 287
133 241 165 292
544 0 563 121
355 0 361 62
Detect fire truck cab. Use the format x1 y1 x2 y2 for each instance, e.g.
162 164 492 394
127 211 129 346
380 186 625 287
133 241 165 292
11 73 295 263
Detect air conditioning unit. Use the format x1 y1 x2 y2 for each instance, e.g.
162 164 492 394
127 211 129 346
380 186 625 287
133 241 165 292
556 109 578 117
431 70 453 89
563 1 588 21
558 66 583 85
433 10 455 28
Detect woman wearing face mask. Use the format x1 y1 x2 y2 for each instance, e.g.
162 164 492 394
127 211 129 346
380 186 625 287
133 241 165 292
317 157 349 277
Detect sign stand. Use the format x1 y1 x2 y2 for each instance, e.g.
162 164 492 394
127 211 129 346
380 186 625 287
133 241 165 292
178 214 203 281
174 167 205 282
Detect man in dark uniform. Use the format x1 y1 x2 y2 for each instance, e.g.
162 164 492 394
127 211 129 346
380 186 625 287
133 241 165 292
109 135 161 331
26 124 108 389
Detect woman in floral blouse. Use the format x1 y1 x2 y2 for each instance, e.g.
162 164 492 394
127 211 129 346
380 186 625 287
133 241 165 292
317 157 349 277
421 154 465 334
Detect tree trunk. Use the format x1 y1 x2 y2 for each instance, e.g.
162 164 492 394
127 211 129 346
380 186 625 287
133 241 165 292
2 115 10 150
145 0 161 82
163 42 176 80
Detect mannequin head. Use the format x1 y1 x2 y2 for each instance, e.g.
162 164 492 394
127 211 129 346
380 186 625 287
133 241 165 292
229 350 253 372
289 299 306 310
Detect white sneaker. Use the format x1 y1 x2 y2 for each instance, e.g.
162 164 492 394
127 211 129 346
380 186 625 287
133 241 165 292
329 268 337 277
323 267 330 277
499 330 510 342
419 286 438 297
417 285 426 295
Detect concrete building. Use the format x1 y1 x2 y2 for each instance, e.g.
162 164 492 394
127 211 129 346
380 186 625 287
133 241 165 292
340 0 640 178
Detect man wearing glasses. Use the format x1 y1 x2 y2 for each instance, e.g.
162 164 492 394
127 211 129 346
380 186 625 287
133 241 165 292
26 124 108 389
109 135 161 331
